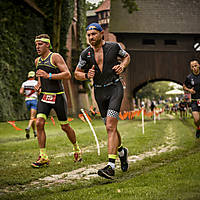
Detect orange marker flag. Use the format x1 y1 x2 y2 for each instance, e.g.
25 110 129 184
133 111 137 117
8 121 22 131
85 112 91 121
128 111 131 120
68 118 74 122
79 114 86 122
144 111 153 117
131 111 135 119
137 110 142 116
50 116 55 126
90 106 96 115
123 112 128 120
119 112 124 120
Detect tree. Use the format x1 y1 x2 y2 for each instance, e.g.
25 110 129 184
0 0 80 121
136 81 178 101
53 0 63 52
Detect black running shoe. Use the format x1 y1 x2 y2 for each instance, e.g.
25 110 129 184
196 129 200 138
33 131 37 138
119 147 128 172
97 165 115 179
25 128 30 139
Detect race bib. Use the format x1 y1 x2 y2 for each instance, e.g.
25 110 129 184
197 100 200 107
41 94 56 104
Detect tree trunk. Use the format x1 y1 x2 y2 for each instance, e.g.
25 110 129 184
53 0 63 52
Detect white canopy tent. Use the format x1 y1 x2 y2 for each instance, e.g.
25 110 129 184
165 89 184 95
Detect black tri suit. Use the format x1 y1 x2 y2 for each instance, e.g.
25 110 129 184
77 42 128 122
36 52 68 122
184 72 200 112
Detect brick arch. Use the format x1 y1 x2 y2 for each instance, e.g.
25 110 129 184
119 34 197 111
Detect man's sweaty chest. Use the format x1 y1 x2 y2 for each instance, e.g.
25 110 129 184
94 48 103 72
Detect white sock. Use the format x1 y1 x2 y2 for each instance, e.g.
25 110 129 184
118 149 124 157
108 162 115 169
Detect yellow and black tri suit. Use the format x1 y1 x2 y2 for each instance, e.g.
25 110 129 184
36 52 68 123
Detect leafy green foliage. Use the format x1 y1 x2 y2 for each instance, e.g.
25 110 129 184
0 0 76 121
136 81 176 100
60 0 74 58
86 0 104 10
0 0 138 122
0 0 46 121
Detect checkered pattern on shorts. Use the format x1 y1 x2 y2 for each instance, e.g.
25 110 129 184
107 109 119 118
102 109 119 124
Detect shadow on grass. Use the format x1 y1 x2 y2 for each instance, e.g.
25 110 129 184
179 118 195 129
3 143 200 200
0 137 31 143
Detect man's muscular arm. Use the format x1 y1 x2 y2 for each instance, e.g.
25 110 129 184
183 84 196 94
74 65 95 81
52 53 71 80
19 87 24 95
112 53 130 75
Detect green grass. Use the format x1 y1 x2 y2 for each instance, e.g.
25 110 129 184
0 113 200 200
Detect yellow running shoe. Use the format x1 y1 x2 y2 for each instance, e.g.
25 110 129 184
31 156 50 168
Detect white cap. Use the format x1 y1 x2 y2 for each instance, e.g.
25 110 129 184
28 71 35 78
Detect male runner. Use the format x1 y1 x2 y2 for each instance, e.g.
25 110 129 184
20 71 38 138
183 59 200 138
179 99 188 120
32 34 81 168
74 23 130 179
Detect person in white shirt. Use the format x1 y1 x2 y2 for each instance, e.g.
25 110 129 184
20 71 38 139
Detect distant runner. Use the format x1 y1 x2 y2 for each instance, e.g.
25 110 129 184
20 71 38 139
183 59 200 138
179 99 188 120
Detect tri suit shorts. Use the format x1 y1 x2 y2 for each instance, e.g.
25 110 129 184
179 107 186 112
37 93 68 122
94 81 123 121
191 100 200 112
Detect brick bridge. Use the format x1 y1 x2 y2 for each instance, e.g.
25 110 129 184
109 0 200 110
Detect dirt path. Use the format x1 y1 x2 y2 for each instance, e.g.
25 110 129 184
28 119 178 189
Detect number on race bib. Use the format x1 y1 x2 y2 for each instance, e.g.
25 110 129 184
41 94 56 104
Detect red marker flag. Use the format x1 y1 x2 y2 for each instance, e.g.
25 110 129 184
8 121 22 131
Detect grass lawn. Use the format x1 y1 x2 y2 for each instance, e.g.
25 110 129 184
0 113 200 200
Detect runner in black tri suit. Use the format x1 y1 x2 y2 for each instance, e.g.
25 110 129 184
75 23 131 179
183 59 200 138
31 34 82 168
179 99 188 120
